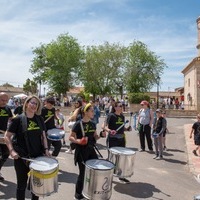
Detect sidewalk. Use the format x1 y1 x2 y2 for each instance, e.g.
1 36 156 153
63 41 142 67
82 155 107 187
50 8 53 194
184 123 200 177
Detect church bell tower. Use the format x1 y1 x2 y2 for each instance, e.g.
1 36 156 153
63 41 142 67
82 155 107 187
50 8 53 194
197 16 200 56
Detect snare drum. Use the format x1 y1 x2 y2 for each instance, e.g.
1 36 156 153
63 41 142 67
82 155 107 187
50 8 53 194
47 128 65 141
29 156 59 197
108 147 136 178
83 159 115 200
0 134 5 144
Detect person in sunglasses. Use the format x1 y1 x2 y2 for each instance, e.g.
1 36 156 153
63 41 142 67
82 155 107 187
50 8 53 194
4 95 50 200
103 101 132 183
137 100 154 152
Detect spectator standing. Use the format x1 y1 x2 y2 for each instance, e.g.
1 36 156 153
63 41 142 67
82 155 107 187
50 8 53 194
137 100 154 152
152 109 166 160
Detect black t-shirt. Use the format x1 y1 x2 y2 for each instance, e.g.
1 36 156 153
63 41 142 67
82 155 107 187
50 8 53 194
8 114 45 158
192 121 200 140
107 113 125 135
0 106 13 131
72 120 96 146
14 105 23 115
41 107 56 130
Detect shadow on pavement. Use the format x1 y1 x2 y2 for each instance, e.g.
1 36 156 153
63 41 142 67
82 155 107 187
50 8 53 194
113 181 171 199
58 169 77 184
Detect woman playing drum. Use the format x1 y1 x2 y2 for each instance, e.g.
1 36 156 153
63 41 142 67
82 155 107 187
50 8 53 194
4 95 51 200
103 101 132 183
69 103 105 200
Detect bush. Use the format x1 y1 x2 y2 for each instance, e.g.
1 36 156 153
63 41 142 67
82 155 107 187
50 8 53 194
128 93 150 104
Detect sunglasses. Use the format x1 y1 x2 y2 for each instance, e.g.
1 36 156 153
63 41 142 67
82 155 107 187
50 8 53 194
29 101 38 106
116 105 122 107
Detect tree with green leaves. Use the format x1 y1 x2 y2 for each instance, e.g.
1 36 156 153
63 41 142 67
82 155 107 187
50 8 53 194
80 42 126 98
30 33 84 95
124 41 167 93
23 78 38 95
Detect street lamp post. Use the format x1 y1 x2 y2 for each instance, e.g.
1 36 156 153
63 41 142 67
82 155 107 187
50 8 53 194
157 76 160 109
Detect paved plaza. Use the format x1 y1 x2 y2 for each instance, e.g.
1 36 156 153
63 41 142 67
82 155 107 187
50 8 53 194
1 116 200 200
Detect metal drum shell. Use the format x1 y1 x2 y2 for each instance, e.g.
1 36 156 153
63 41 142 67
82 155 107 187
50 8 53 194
108 147 136 178
29 156 59 197
47 128 65 141
83 159 115 200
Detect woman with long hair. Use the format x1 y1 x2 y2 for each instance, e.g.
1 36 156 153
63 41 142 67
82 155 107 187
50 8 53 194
69 103 102 200
4 95 50 200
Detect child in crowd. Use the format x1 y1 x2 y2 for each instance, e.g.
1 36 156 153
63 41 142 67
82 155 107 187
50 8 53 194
152 109 167 160
190 114 200 156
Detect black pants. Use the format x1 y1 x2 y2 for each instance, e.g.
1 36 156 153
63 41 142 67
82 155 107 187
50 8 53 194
47 139 62 156
0 144 9 170
14 158 39 200
75 147 98 198
139 124 153 150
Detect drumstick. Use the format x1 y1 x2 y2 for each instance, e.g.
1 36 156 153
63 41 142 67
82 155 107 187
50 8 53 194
80 120 85 137
21 157 49 166
44 115 54 123
116 120 129 132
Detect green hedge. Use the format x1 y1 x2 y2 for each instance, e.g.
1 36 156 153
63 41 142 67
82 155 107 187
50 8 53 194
128 93 150 104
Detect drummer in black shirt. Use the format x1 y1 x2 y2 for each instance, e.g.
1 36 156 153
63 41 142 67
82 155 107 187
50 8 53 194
69 103 104 200
0 92 13 181
4 95 50 200
103 101 132 183
41 97 62 157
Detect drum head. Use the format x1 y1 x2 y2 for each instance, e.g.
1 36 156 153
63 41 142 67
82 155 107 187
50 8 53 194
29 156 58 172
109 147 135 155
86 159 114 170
47 128 65 135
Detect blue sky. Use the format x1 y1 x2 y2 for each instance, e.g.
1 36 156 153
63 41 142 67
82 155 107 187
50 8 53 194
0 0 200 93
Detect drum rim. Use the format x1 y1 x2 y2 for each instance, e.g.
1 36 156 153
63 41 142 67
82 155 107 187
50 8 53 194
29 156 59 173
85 159 115 170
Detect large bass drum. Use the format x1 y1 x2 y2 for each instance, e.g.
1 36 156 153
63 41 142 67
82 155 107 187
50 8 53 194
29 156 59 197
108 147 136 178
83 159 115 200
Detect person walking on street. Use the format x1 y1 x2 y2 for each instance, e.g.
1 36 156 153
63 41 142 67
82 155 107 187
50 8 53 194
4 95 50 200
137 100 154 152
103 101 132 183
41 96 61 157
0 92 13 181
152 109 167 160
190 113 200 156
69 103 103 200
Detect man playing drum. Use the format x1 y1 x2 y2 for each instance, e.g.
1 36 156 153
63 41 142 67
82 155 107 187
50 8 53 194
0 92 13 181
41 97 62 157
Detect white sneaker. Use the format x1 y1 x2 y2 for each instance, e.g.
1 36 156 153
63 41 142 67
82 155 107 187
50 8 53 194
65 149 73 154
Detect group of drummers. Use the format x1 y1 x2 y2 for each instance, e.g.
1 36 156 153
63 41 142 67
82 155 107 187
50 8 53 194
0 92 133 200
